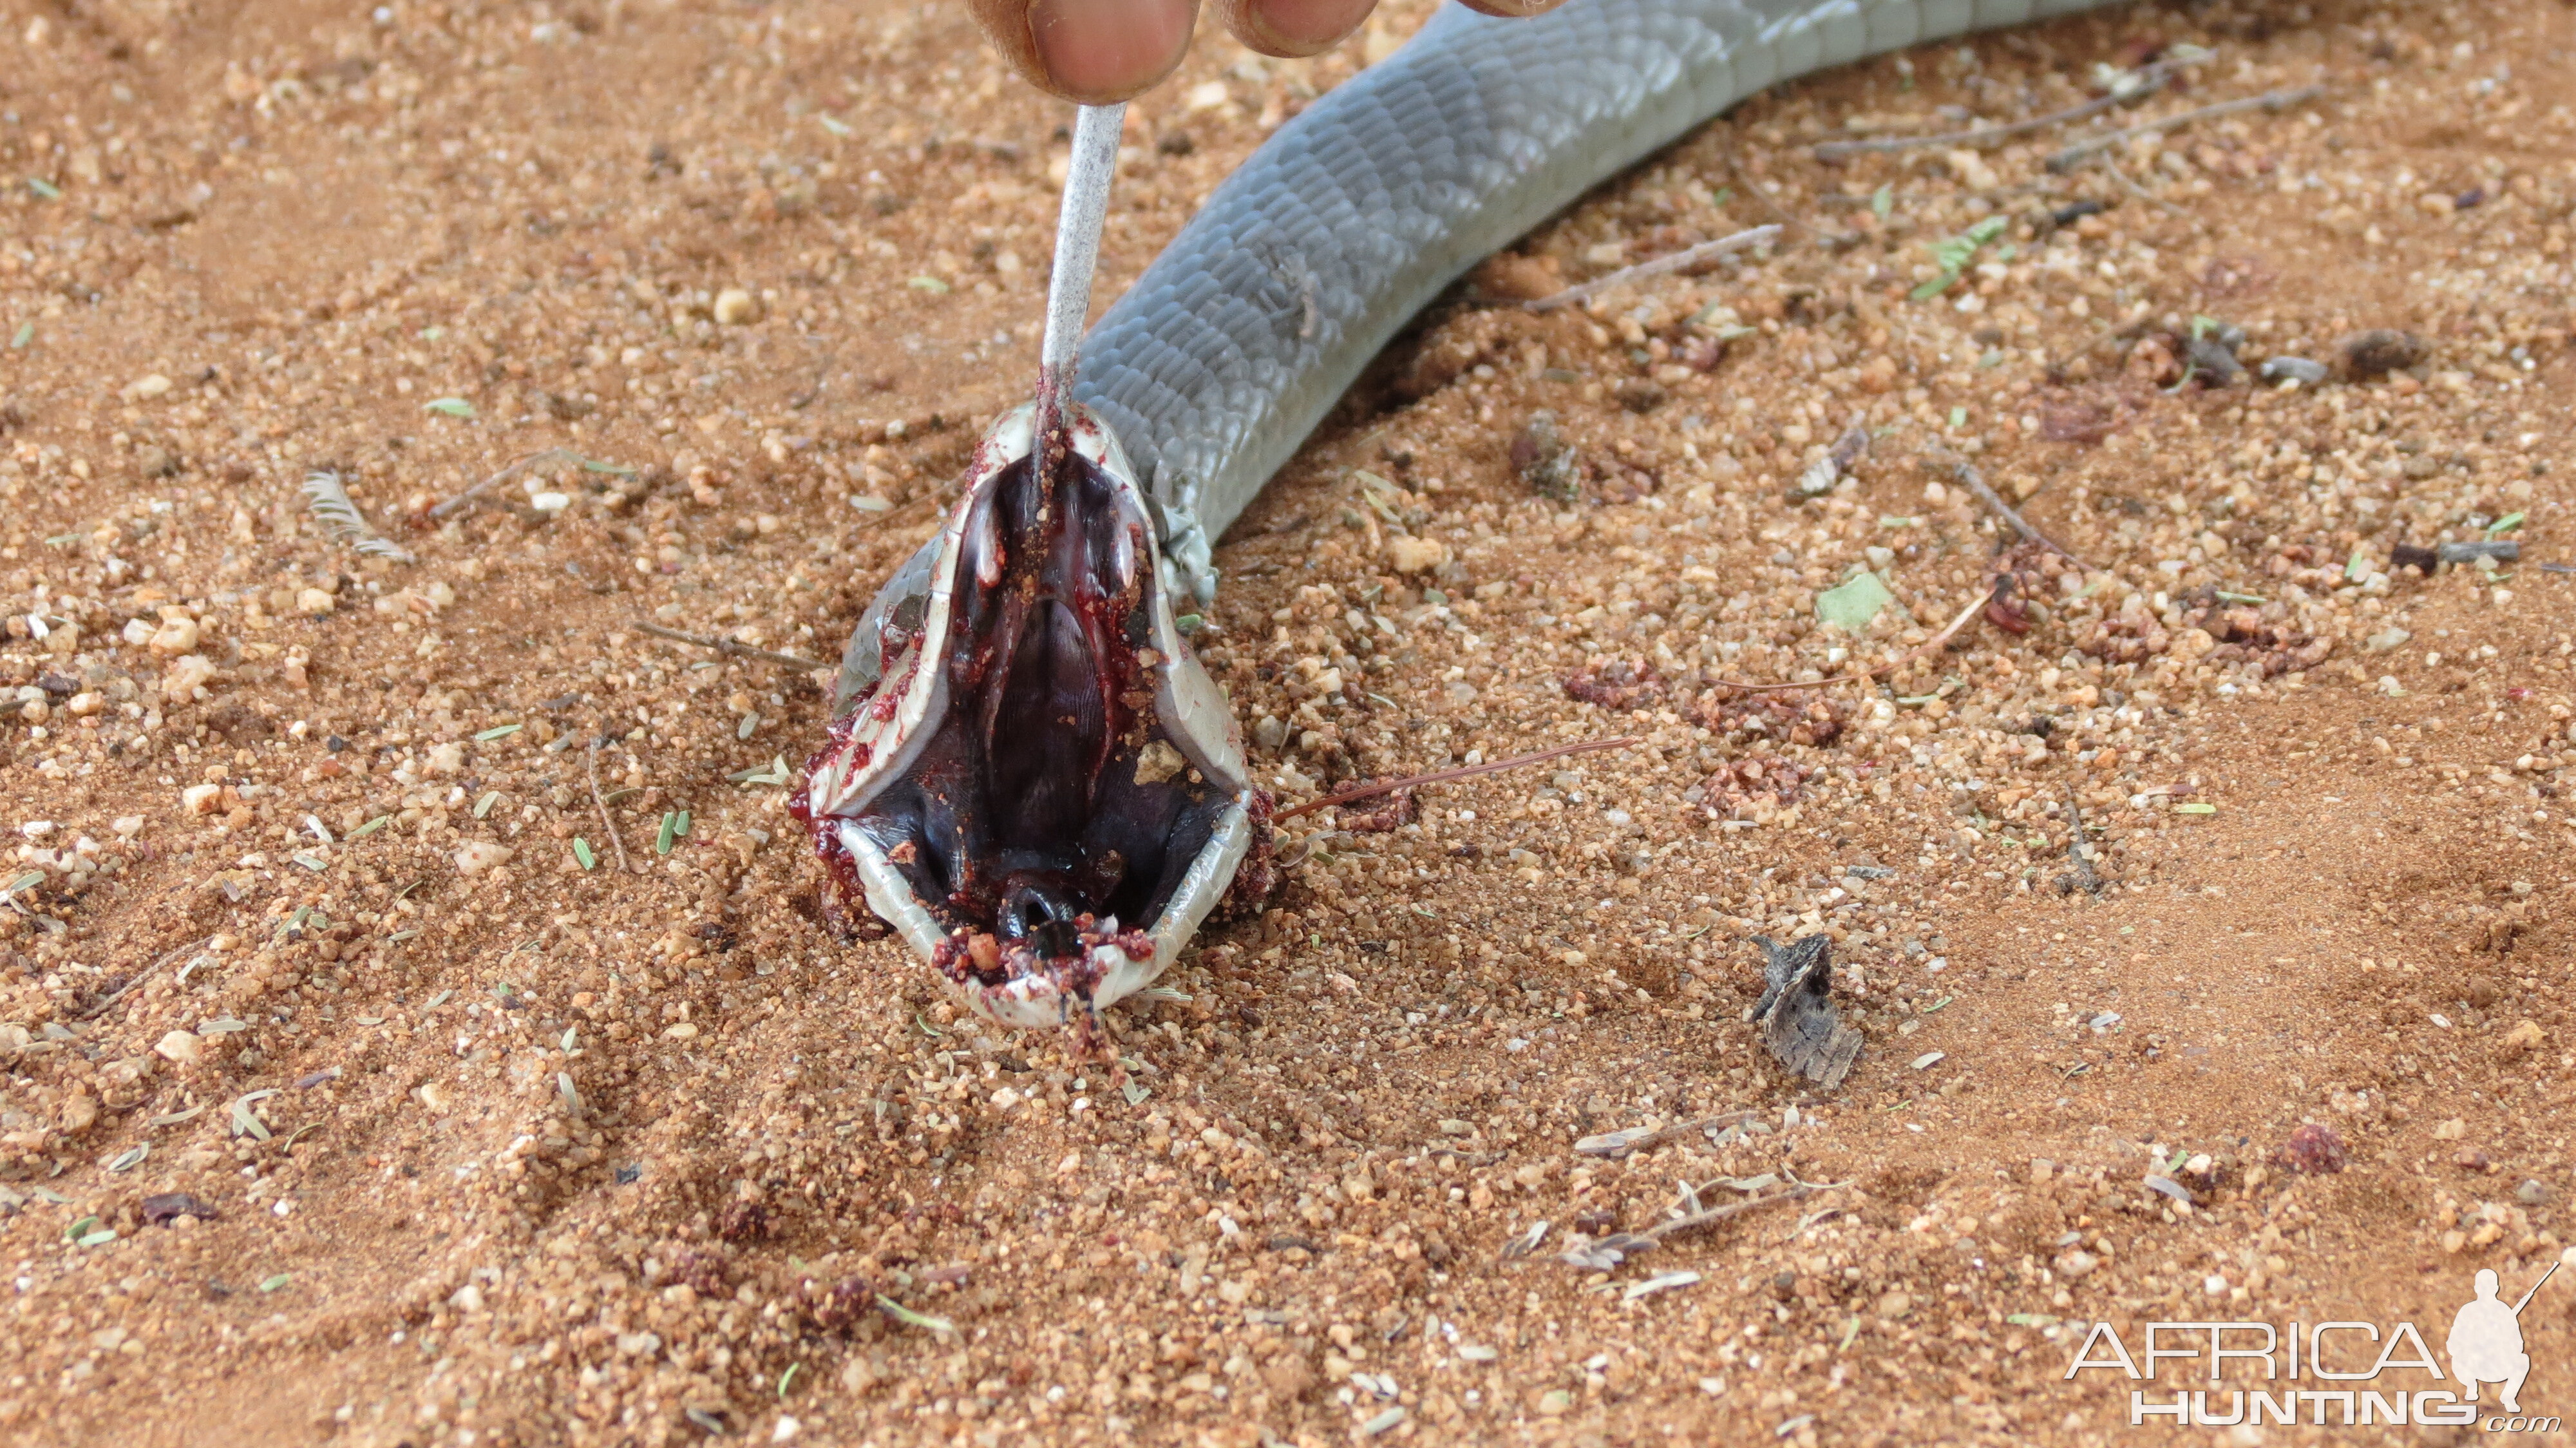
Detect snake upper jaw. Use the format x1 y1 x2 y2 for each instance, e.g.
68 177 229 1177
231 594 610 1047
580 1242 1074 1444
797 401 1256 1029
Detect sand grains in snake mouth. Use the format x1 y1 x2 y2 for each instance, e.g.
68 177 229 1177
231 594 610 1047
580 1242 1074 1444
0 1 2571 1443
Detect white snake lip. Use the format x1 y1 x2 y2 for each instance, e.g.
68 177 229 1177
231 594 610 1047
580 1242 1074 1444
797 401 1256 1027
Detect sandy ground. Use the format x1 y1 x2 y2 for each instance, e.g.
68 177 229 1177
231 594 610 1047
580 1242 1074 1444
1 0 2573 1443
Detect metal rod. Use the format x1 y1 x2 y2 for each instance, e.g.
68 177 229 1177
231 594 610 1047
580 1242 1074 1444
1041 102 1126 376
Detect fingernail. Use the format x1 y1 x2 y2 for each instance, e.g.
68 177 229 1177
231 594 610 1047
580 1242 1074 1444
1237 0 1374 55
1028 0 1195 102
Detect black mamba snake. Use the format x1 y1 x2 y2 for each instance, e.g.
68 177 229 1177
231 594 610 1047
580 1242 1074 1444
795 0 2125 1031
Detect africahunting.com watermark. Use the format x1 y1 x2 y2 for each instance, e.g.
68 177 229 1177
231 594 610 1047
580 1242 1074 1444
2065 1265 2560 1432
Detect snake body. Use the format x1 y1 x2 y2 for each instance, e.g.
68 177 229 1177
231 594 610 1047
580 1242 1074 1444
1073 0 2122 596
815 0 2131 1025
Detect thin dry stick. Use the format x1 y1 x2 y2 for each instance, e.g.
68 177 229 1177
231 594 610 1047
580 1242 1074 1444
79 935 211 1020
2045 85 2323 172
1951 460 2090 568
430 447 590 520
586 736 636 875
1704 587 1993 694
1575 1109 1761 1159
1813 65 2177 158
1525 225 1781 313
1642 1185 1817 1246
636 621 827 672
1274 736 1638 820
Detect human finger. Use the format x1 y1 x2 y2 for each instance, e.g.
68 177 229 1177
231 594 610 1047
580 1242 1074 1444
965 0 1201 104
1213 0 1376 59
1451 0 1569 17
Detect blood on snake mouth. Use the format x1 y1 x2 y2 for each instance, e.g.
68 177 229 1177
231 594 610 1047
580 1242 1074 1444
797 428 1241 1011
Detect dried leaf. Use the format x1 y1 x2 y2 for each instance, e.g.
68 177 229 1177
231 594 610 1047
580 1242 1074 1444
301 470 415 563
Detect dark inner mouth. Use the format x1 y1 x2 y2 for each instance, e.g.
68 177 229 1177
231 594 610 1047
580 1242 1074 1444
854 449 1231 983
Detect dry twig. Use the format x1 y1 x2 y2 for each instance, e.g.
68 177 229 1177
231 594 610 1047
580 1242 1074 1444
586 737 636 875
430 447 594 520
2055 792 2108 897
1814 64 2179 158
2045 85 2323 172
1573 1110 1759 1159
636 622 827 673
1525 225 1780 313
79 936 212 1021
1949 459 2091 569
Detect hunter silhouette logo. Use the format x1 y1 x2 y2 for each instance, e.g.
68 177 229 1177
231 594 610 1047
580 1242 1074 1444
2450 1264 2554 1416
2067 1261 2563 1431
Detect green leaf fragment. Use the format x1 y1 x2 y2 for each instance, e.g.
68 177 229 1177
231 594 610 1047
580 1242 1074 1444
1871 184 1893 219
7 322 30 349
473 792 500 819
2488 511 2524 537
348 815 392 839
475 723 523 741
656 814 678 855
874 1295 954 1334
27 177 61 200
424 397 476 418
77 1229 117 1248
65 1215 100 1242
260 1273 291 1293
574 838 597 870
905 276 951 294
2173 803 2217 815
1815 571 1896 632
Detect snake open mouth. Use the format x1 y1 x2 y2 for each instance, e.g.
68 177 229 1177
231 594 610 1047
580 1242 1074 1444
796 403 1258 1029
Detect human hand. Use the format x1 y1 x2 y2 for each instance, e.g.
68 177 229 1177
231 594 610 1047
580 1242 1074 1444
968 0 1567 105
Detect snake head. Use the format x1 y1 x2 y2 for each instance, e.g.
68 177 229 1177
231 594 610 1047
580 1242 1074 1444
793 401 1258 1030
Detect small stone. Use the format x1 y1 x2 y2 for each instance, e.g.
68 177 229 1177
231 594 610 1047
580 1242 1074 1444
162 654 216 701
1613 377 1668 413
124 373 173 401
147 616 201 655
2336 329 2428 381
2053 1249 2099 1279
426 741 466 776
2259 356 2327 385
1876 1290 1913 1319
1385 536 1448 574
297 587 336 616
2275 1121 2349 1174
2497 1019 2546 1060
713 288 759 325
155 1029 202 1064
453 841 514 875
181 783 224 815
59 1089 99 1134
